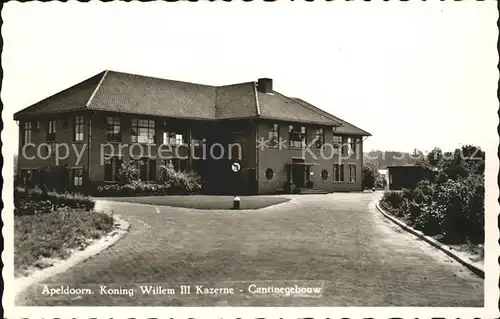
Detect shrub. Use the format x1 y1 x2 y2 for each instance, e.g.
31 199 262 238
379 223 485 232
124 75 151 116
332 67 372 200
93 182 170 197
380 148 484 244
160 165 201 194
14 187 95 215
117 161 140 185
382 190 403 208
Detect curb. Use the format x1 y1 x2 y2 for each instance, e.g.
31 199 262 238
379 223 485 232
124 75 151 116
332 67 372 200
375 203 484 279
15 214 130 298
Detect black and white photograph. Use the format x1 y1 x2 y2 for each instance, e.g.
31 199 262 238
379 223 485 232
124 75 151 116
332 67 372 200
2 1 498 318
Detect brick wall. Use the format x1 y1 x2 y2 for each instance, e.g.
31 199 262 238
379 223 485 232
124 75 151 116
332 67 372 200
256 120 363 194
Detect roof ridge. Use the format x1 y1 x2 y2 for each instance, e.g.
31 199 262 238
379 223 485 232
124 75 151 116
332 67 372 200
252 82 261 116
271 91 342 126
105 70 217 88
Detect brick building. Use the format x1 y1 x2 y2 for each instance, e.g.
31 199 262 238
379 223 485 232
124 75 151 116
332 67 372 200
14 70 371 194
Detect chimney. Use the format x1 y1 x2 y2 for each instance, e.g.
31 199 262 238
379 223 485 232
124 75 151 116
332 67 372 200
257 78 273 93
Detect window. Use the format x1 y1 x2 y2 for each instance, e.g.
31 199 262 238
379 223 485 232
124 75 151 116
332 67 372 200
289 124 306 148
321 169 328 180
137 158 156 181
106 116 121 142
268 124 279 147
332 135 342 154
21 169 34 186
73 168 84 187
191 136 204 146
23 121 32 144
315 128 325 148
104 156 122 182
131 119 155 144
74 116 84 141
163 158 188 173
348 164 357 182
333 164 344 182
348 137 357 155
163 132 185 145
265 168 274 180
47 120 56 141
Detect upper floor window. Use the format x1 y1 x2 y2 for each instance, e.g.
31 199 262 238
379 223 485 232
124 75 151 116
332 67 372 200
346 137 358 155
332 135 342 154
191 135 204 146
74 116 84 141
315 128 325 148
289 124 306 148
23 121 32 144
131 119 155 144
163 132 185 146
47 120 56 141
268 124 279 147
106 116 122 142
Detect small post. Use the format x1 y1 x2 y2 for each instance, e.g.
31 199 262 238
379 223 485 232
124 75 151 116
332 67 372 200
233 196 240 210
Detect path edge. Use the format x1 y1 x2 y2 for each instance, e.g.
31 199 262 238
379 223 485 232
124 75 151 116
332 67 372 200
14 214 130 297
375 202 484 279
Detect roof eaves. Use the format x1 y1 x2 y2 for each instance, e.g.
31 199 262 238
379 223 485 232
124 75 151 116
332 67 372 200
257 115 340 126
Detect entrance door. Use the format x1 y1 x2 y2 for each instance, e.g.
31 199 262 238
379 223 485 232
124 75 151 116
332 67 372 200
292 165 305 188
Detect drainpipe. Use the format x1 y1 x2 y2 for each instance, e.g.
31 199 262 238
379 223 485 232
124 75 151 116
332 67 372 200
87 112 92 191
187 121 192 171
254 118 259 195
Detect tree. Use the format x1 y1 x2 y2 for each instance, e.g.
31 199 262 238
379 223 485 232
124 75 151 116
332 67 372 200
362 163 380 189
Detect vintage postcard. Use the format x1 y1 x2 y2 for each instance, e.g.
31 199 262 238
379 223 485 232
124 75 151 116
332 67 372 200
2 1 498 318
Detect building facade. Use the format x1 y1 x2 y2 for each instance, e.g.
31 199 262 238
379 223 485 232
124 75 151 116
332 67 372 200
387 165 435 190
14 71 371 195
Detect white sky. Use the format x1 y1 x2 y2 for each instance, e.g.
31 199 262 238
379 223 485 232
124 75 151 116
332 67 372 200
2 1 498 153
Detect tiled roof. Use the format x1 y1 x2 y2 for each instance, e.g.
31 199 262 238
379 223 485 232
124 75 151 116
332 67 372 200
12 72 104 117
292 98 371 136
258 91 342 125
88 71 217 120
13 71 369 135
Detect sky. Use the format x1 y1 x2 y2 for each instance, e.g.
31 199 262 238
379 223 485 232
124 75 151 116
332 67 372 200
2 1 497 154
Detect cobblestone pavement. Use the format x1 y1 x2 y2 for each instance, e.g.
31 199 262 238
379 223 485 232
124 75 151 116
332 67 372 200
16 192 483 306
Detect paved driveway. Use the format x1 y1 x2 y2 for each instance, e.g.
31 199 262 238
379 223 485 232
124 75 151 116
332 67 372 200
16 192 483 306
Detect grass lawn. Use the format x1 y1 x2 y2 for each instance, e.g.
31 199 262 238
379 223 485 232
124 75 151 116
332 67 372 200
105 195 290 210
14 209 115 277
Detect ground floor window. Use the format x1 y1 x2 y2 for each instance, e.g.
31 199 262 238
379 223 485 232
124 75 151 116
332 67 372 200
72 168 84 186
163 158 188 172
104 156 122 182
21 169 34 186
333 164 344 182
348 164 357 182
137 157 156 181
